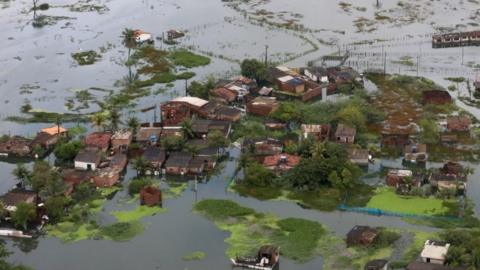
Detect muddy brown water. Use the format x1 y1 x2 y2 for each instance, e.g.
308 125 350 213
1 0 480 269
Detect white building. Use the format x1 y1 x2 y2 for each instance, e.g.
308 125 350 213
420 240 450 265
74 148 101 171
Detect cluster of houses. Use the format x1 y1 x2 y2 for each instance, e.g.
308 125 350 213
348 226 465 270
265 65 362 102
241 122 360 175
0 125 68 158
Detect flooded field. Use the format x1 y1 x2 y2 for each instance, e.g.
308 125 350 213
1 0 480 269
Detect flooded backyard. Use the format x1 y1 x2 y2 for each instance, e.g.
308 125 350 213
2 0 480 269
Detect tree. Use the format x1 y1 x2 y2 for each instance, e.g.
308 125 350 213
39 171 67 200
30 160 52 192
90 112 108 131
121 28 136 50
207 129 229 154
181 119 194 139
336 104 367 132
270 102 302 123
187 79 215 99
244 161 275 187
419 118 440 144
161 135 184 152
108 109 122 131
132 157 148 176
45 196 68 222
54 140 84 163
12 164 31 189
127 116 140 136
11 203 36 230
72 182 97 203
240 59 267 83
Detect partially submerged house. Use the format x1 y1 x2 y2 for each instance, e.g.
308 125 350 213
301 124 331 141
348 148 370 166
85 132 112 152
422 90 452 105
246 97 280 116
111 130 133 151
335 124 356 144
161 97 208 125
262 154 301 175
386 169 423 192
61 169 93 186
140 186 162 207
142 146 166 174
188 157 206 175
0 136 32 157
109 152 128 172
133 30 154 44
191 119 231 138
31 125 67 150
0 190 38 212
420 240 450 265
243 138 283 157
446 116 471 132
165 152 192 175
137 127 162 145
404 143 427 163
74 148 102 171
167 29 185 41
210 87 237 103
92 167 120 187
346 226 379 247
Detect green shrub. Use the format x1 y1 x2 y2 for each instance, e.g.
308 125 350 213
193 199 254 220
128 178 153 196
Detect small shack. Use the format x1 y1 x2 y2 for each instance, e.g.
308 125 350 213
335 124 356 144
301 124 331 141
446 116 471 132
404 143 427 163
263 154 301 176
85 132 112 152
0 136 32 157
140 186 162 207
246 97 280 116
348 148 370 166
420 240 450 265
111 130 133 151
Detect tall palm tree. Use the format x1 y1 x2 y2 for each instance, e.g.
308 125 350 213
109 109 122 131
12 164 31 189
181 118 194 139
90 112 107 131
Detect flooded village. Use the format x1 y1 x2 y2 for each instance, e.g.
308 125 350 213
2 0 480 269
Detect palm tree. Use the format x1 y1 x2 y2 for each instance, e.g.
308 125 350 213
109 109 122 131
132 157 148 176
181 118 194 139
127 116 140 137
12 164 31 189
90 112 107 131
122 28 136 49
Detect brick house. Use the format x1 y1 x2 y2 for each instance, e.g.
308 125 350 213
0 136 32 157
111 130 133 151
140 186 162 206
92 167 120 187
85 132 112 152
165 152 192 175
301 124 331 141
246 97 280 116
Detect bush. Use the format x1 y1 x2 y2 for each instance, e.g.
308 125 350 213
373 229 401 249
99 221 143 241
128 178 153 196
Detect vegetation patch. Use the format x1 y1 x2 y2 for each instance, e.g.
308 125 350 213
72 50 101 65
366 187 450 216
110 206 165 222
98 221 144 242
182 251 206 261
168 50 211 68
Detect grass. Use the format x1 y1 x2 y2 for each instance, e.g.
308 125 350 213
46 222 99 243
168 50 211 68
366 187 450 216
164 182 188 198
110 205 165 222
182 251 206 261
194 199 254 220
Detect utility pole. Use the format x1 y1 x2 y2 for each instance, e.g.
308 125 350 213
461 47 464 66
264 45 269 67
185 79 188 96
416 55 419 77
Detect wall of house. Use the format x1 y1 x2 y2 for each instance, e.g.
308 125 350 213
75 161 96 171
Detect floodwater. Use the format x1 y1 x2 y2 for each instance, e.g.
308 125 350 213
1 0 480 269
